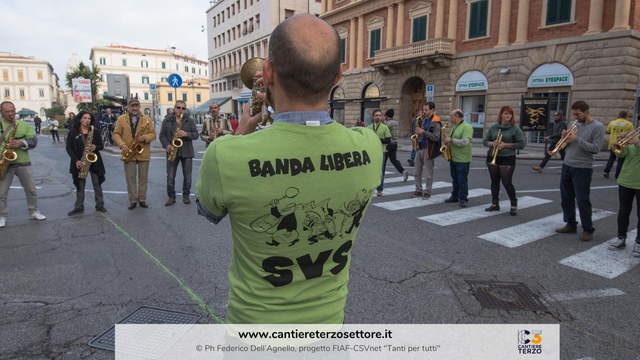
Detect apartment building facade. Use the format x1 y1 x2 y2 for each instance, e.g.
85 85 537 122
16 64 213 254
207 0 322 115
322 0 638 143
0 52 61 117
90 44 208 121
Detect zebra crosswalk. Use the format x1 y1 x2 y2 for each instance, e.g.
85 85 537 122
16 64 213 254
372 175 636 279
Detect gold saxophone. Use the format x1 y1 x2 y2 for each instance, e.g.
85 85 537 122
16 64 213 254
0 121 18 180
167 113 183 162
411 116 422 151
78 126 98 179
121 121 148 162
211 116 218 141
440 121 452 162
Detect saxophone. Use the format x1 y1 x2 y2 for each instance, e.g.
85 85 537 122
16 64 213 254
410 116 422 151
121 121 148 162
78 126 98 179
210 116 218 141
0 121 18 180
440 121 452 162
167 113 183 162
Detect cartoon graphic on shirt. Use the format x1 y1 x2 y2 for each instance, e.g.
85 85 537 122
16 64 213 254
250 187 372 246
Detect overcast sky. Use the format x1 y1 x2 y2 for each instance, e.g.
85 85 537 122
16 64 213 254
1 0 211 90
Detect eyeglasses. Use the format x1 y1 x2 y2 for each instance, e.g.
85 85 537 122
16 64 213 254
176 107 186 110
554 114 560 116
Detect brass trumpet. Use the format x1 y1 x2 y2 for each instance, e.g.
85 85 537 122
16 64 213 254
612 127 640 154
548 121 578 157
240 57 272 126
489 130 502 166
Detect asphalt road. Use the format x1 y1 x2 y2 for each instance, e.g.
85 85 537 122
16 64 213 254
0 129 638 360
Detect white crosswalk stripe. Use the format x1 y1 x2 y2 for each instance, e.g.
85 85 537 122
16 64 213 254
381 181 450 196
478 209 615 248
385 176 409 184
418 196 553 226
559 229 639 279
373 188 491 211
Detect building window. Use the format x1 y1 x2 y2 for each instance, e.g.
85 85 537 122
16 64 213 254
39 89 44 97
176 64 179 70
249 19 254 32
412 15 428 42
546 0 572 25
340 38 346 64
256 14 260 29
185 66 189 72
103 91 108 96
19 89 25 100
182 93 188 101
205 70 208 76
3 89 9 99
285 9 295 19
141 60 148 67
232 4 235 15
122 59 127 66
161 77 167 82
142 76 150 84
244 0 247 9
168 92 173 102
468 0 489 39
144 92 149 100
100 58 106 65
18 71 24 82
192 68 196 74
369 29 381 58
196 93 202 102
2 70 8 81
37 71 43 80
161 62 166 69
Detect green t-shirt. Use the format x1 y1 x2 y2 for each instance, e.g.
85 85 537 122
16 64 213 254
616 143 640 190
366 123 390 150
0 120 35 164
196 121 383 324
449 120 474 163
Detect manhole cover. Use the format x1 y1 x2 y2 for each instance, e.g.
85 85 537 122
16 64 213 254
88 306 201 357
466 281 548 311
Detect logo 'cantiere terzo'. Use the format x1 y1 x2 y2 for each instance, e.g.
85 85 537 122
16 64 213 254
517 330 543 354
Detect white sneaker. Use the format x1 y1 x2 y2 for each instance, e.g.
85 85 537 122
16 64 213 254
29 211 46 221
0 217 5 228
403 170 409 182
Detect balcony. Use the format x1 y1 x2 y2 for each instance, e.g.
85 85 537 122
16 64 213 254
219 64 240 77
372 38 455 70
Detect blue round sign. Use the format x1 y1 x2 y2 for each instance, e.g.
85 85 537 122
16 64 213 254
168 74 183 88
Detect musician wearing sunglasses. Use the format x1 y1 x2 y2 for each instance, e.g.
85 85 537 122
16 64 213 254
555 100 604 242
159 101 199 206
113 98 157 210
483 106 525 215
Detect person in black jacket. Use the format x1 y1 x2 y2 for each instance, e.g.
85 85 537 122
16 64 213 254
532 111 567 173
66 111 106 216
101 108 117 146
34 115 42 134
159 101 199 206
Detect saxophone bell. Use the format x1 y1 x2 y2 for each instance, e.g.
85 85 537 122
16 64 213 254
86 152 98 163
172 138 183 148
3 150 17 162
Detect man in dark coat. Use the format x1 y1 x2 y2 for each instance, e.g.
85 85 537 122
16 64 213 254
532 111 567 173
66 111 106 215
34 115 42 134
101 108 118 145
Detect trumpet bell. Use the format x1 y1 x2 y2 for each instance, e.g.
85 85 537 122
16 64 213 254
86 152 98 163
240 57 265 89
173 138 183 148
4 150 17 162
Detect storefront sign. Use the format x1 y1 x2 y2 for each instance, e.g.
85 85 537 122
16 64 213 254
527 63 574 88
240 92 251 98
456 71 489 92
520 97 549 131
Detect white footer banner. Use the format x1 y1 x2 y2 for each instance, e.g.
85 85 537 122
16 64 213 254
115 324 559 359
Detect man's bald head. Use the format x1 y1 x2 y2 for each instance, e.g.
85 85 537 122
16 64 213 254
268 14 341 104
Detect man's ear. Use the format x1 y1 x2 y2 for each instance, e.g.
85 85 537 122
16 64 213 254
333 65 343 86
263 60 275 88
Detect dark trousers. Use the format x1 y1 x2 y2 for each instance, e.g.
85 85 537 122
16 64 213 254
167 157 192 198
605 150 625 179
35 123 41 134
51 130 59 142
74 172 104 210
450 161 470 202
385 143 404 173
560 164 595 233
618 184 640 242
539 146 565 168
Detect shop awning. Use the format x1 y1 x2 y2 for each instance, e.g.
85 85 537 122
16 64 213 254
192 97 232 114
527 63 574 88
456 71 488 92
17 108 38 115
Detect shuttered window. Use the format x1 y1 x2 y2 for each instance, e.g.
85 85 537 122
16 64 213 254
369 29 381 58
340 38 346 64
469 0 488 39
546 0 571 25
412 16 428 43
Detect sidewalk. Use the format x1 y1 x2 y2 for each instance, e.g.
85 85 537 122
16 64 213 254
396 137 611 161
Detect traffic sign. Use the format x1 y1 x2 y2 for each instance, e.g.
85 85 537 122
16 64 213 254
168 74 182 88
426 85 434 98
149 84 156 95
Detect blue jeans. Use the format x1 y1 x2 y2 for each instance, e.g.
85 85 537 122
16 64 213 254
377 152 387 192
560 164 595 233
409 149 416 161
449 161 470 201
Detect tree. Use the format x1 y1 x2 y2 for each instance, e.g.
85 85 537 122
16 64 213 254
66 62 101 112
44 106 66 117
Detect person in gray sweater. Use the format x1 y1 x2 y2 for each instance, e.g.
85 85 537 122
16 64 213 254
555 101 605 242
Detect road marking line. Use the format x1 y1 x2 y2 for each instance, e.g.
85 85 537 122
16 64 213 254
373 188 491 211
550 288 625 301
87 190 193 196
10 186 42 189
108 154 202 161
518 186 617 194
559 229 640 279
418 196 552 226
478 209 615 248
382 181 450 196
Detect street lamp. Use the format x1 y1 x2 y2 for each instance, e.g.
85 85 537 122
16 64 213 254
186 79 201 122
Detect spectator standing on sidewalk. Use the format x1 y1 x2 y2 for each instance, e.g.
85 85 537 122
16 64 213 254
603 111 634 179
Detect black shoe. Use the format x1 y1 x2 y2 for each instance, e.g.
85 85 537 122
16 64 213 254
96 207 107 213
128 203 137 210
444 197 459 203
510 207 517 216
407 159 415 166
459 200 468 208
139 201 148 208
604 172 610 179
485 204 500 212
68 208 84 216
